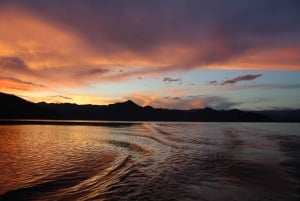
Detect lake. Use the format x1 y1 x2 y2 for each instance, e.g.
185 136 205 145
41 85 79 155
0 121 299 201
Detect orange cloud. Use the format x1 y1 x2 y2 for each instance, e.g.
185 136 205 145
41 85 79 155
189 99 205 108
124 91 242 110
1 1 299 78
1 7 297 71
123 92 205 110
0 2 299 100
0 75 44 91
122 93 160 107
214 47 300 70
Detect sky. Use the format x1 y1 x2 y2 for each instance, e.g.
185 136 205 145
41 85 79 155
0 0 299 110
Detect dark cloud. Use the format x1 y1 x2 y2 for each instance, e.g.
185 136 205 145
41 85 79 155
1 0 299 69
208 74 262 86
221 74 262 85
164 96 181 101
163 77 182 83
80 68 110 76
0 57 40 87
208 80 217 85
201 96 241 110
0 57 29 72
206 79 300 91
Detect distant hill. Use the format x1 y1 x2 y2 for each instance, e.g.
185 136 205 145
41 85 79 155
257 110 300 122
37 101 269 122
0 92 57 119
1 92 299 122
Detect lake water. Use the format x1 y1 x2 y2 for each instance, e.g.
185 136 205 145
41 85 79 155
0 121 299 201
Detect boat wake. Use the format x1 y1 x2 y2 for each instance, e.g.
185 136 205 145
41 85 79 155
0 122 299 201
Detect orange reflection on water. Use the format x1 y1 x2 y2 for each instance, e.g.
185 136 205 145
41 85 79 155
0 124 120 198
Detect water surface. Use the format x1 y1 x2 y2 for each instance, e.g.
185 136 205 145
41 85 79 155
0 122 299 201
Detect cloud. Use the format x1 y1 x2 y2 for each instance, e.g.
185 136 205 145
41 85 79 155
208 80 218 85
126 92 240 110
74 68 111 79
82 68 110 75
164 96 181 101
200 96 241 110
0 76 44 87
205 75 300 91
0 0 299 99
182 95 241 110
0 75 45 91
42 95 74 103
163 77 182 83
124 93 163 108
52 95 73 100
208 74 262 86
220 74 262 85
206 79 300 92
233 83 300 90
0 57 28 71
0 0 299 75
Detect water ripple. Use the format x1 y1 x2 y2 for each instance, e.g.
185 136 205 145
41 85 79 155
0 122 299 201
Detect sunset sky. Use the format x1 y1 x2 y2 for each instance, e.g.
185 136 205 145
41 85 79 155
0 0 299 110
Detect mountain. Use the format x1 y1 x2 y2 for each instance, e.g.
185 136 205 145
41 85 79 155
257 110 300 122
0 92 57 119
1 92 298 122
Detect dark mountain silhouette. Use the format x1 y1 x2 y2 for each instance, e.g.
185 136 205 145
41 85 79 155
36 101 269 122
0 92 57 119
1 92 299 122
257 110 300 122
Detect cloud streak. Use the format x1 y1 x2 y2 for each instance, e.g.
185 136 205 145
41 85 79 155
163 77 182 84
0 75 45 91
220 74 262 85
207 74 262 86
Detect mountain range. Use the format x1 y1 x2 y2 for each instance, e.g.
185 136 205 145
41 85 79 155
0 92 299 122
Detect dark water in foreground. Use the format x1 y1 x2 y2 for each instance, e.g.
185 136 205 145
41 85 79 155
0 122 299 201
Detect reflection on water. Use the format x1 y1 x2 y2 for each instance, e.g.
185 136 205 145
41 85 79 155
0 122 299 201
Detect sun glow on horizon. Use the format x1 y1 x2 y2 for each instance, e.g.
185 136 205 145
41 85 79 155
0 1 300 110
